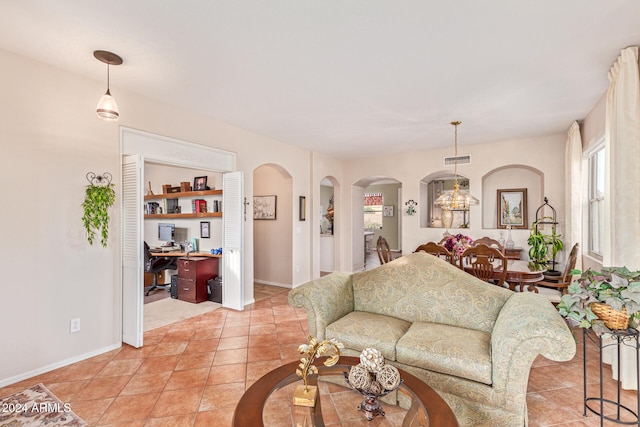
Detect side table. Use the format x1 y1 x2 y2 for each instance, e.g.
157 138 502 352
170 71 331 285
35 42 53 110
583 328 640 425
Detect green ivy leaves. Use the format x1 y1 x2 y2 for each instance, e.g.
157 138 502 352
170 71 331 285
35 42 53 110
82 184 115 247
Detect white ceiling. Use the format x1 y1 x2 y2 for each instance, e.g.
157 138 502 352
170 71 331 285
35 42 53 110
2 1 639 159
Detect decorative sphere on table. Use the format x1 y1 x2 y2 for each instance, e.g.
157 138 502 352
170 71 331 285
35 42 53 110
347 364 372 390
367 380 383 395
377 364 401 390
360 348 385 373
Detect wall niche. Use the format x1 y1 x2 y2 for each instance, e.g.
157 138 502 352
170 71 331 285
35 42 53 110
482 165 544 229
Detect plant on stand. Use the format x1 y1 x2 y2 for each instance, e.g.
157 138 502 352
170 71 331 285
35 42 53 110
527 216 563 271
557 267 640 332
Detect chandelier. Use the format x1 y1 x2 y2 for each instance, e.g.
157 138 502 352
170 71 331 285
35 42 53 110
435 121 479 230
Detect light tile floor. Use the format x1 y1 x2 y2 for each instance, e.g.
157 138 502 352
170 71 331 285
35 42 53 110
1 285 638 426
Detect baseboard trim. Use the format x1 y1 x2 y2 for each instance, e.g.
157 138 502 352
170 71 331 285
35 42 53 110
0 342 122 388
254 280 292 289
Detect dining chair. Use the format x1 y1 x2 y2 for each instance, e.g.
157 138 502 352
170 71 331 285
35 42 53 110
376 236 401 264
414 242 455 265
459 244 508 287
473 237 505 254
521 243 579 305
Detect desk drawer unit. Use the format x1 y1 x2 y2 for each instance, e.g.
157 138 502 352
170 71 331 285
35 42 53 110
177 257 218 303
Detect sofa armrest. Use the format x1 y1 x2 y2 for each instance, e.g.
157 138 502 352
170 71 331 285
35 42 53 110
288 272 354 340
490 292 576 406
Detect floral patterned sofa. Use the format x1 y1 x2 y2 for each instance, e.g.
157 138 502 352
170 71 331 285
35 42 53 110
288 252 576 426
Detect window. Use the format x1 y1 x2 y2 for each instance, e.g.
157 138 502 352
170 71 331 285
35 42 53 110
364 192 383 230
588 146 605 257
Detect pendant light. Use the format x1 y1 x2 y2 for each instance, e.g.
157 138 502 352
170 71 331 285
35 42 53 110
94 50 123 122
435 121 479 232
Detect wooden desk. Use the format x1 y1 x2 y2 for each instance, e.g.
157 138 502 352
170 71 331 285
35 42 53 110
149 251 222 258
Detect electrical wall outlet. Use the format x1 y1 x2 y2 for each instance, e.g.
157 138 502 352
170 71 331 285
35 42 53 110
70 318 81 333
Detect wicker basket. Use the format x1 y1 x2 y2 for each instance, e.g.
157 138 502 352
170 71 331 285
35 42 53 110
590 302 629 330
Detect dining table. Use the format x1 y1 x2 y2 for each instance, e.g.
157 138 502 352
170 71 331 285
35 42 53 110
463 258 545 291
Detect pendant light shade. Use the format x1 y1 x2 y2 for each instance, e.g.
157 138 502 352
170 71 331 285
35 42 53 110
96 89 119 121
435 121 479 229
94 50 123 122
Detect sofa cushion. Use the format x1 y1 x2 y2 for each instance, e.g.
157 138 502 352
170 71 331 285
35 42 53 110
325 311 411 361
351 252 512 334
396 321 492 385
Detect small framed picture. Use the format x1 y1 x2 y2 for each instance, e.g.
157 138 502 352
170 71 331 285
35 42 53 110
383 205 394 217
193 176 208 191
299 196 306 221
497 188 528 229
200 221 210 238
253 195 277 220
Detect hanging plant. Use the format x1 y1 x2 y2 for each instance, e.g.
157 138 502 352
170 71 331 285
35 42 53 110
82 172 115 247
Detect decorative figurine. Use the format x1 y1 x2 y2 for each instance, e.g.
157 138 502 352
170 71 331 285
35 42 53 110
293 335 344 407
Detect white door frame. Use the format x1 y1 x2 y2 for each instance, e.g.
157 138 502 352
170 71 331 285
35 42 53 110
120 128 238 345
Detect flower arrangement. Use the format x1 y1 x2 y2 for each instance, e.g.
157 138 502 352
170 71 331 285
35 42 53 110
557 267 640 331
443 234 474 257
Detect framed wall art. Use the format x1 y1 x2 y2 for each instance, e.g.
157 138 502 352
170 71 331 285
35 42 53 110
193 176 208 191
497 188 528 229
253 195 277 220
200 221 210 238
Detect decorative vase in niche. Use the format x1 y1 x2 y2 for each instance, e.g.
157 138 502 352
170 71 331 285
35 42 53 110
505 225 515 249
442 208 454 229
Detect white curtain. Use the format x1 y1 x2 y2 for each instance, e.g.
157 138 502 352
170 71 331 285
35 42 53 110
604 46 640 269
564 121 583 271
601 46 640 390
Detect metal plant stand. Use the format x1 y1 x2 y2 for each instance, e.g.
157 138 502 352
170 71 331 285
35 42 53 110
583 328 640 425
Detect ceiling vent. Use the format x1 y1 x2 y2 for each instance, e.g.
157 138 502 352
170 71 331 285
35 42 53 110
444 154 471 166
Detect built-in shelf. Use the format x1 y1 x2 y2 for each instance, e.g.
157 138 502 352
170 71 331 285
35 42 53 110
144 189 223 219
144 189 222 201
144 212 222 219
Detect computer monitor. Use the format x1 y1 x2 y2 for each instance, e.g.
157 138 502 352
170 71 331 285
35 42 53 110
158 223 175 243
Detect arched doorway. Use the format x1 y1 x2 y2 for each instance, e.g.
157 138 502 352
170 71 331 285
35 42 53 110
253 164 293 292
352 176 402 271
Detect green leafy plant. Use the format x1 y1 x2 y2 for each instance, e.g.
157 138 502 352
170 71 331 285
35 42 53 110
557 267 640 330
82 183 116 247
527 216 563 271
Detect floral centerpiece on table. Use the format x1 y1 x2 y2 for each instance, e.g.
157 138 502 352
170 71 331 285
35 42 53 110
443 234 474 257
557 267 640 332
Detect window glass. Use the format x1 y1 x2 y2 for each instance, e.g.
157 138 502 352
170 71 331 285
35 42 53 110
588 147 605 256
364 192 383 230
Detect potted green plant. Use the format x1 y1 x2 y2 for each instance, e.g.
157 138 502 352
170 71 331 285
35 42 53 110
82 182 116 247
527 216 563 271
557 267 640 331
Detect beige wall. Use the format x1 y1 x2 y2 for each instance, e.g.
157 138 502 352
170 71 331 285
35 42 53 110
341 135 566 270
253 165 293 286
0 44 610 386
143 164 223 252
0 48 335 385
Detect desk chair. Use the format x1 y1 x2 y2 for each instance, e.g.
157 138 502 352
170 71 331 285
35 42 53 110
522 243 579 305
376 236 402 264
460 244 508 287
144 242 178 296
414 242 455 265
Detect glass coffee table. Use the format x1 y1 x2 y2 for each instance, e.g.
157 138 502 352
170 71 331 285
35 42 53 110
233 356 458 426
